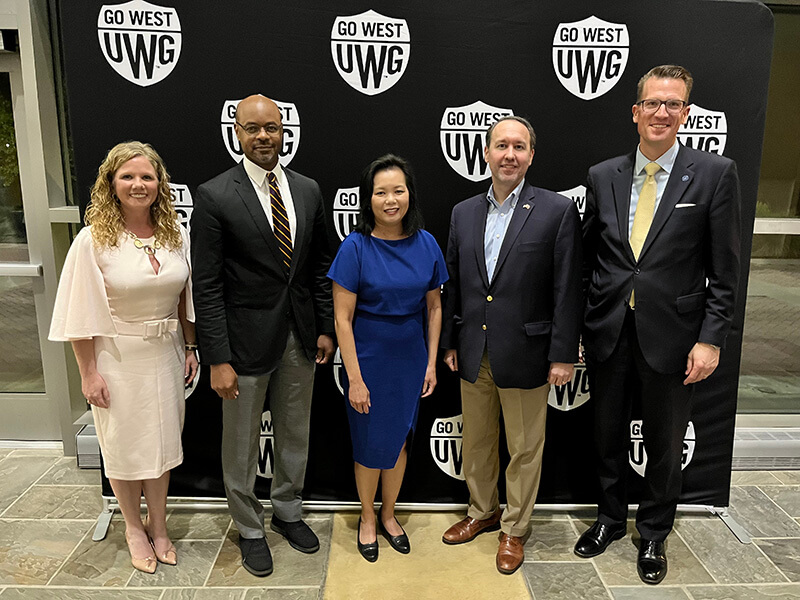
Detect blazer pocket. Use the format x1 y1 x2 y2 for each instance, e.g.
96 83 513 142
524 321 552 336
676 292 705 314
518 241 548 253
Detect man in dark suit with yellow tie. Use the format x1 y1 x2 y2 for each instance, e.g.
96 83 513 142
191 95 335 577
575 65 741 584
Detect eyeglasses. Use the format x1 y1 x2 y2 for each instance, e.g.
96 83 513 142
636 99 687 114
235 121 282 136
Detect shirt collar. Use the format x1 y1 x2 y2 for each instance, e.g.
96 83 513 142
242 156 284 188
487 179 525 212
635 139 679 176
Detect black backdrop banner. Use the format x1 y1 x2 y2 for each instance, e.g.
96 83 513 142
56 0 773 506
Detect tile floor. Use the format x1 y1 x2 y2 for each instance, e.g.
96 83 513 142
1 449 800 599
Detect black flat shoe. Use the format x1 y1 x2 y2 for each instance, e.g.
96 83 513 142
637 539 667 585
574 520 627 558
357 517 378 562
238 535 273 577
379 514 410 554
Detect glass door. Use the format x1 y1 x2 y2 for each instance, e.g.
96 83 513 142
0 69 45 395
0 48 63 441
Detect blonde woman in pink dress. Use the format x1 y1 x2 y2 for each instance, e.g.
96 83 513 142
50 142 198 573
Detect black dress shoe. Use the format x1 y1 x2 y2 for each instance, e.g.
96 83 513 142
638 539 667 585
270 515 320 553
357 517 378 562
574 520 627 558
239 535 273 577
379 515 410 554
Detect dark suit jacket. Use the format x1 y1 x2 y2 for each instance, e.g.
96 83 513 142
441 182 583 389
582 145 741 374
190 162 334 376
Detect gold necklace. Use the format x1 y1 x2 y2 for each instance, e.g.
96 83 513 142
125 230 161 256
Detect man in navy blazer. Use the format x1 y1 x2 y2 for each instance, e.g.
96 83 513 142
575 66 741 585
191 96 335 577
441 116 582 574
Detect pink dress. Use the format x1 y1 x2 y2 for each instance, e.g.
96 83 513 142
49 225 193 480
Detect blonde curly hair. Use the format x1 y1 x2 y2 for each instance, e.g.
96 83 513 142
85 141 183 250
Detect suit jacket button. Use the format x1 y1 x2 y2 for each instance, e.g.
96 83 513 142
635 268 641 274
482 324 487 331
487 295 493 302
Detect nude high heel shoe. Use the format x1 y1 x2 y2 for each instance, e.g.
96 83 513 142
144 515 178 565
125 530 157 574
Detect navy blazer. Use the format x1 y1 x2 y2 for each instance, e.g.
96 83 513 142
582 145 741 374
190 162 333 376
442 182 583 389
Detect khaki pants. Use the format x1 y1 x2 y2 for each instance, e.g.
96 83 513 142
461 353 549 537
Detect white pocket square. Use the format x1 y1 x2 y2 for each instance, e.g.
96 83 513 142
675 203 696 208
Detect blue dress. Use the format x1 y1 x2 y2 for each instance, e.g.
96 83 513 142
328 230 448 469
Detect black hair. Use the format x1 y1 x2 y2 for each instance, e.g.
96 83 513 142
355 154 425 236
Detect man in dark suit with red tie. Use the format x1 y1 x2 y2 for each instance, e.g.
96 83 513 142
441 116 582 574
191 95 335 577
575 65 741 585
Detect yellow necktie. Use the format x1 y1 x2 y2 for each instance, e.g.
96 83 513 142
629 161 660 307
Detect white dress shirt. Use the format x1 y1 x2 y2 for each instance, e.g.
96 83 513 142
242 156 297 243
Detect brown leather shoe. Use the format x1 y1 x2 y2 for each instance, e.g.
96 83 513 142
442 508 502 544
496 533 524 574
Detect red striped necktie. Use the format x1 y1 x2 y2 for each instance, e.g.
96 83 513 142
267 171 292 274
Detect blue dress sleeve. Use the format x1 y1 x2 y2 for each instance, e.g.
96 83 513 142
327 233 361 293
425 232 449 291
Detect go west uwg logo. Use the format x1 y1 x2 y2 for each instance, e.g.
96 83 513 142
558 185 587 220
678 105 728 155
220 99 300 167
629 420 696 477
331 10 410 96
441 101 513 182
333 348 346 395
552 16 628 100
333 187 360 242
169 183 192 231
430 416 464 480
548 363 590 411
98 0 181 87
257 411 274 479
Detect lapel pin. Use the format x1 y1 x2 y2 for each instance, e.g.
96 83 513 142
682 174 689 182
522 203 531 210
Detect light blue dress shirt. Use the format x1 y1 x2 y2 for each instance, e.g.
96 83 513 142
628 140 680 236
485 179 525 282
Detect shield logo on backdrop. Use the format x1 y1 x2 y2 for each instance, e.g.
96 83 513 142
220 99 301 166
548 363 591 411
333 348 346 396
169 183 193 231
430 415 465 480
630 421 696 477
557 185 587 220
331 10 411 96
333 187 360 242
678 104 728 155
552 15 629 100
440 101 513 182
257 410 274 479
97 0 181 87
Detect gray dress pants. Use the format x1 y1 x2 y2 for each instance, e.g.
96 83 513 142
221 328 315 539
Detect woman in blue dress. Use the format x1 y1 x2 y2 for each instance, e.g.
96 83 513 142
328 155 447 562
